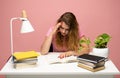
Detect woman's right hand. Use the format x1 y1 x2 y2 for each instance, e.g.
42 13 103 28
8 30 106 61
52 22 61 34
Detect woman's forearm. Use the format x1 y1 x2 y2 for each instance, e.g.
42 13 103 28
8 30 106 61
74 47 90 56
40 35 53 55
40 23 61 55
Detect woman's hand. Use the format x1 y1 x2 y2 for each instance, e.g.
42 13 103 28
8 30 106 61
58 51 74 59
52 22 61 34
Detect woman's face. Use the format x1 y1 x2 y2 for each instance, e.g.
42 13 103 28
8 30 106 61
59 22 70 36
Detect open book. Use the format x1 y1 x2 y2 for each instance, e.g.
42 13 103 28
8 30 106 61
48 55 78 64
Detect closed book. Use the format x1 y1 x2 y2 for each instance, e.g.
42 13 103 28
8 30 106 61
13 56 38 69
12 51 40 61
14 62 37 69
78 60 105 67
13 57 38 63
77 54 106 63
77 62 105 72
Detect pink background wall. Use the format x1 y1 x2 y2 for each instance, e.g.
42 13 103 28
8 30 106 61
0 0 120 78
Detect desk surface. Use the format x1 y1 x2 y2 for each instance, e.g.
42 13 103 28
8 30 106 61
0 52 120 75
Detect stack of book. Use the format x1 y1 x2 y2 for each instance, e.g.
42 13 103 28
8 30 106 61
77 54 107 72
12 51 40 69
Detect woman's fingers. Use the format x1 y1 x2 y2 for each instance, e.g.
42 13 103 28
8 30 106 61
58 52 73 59
56 22 61 30
58 53 65 59
52 22 61 34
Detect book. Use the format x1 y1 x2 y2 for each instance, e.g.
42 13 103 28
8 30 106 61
13 57 38 69
12 54 38 69
77 62 105 72
78 60 105 67
77 54 106 63
13 51 40 61
49 55 78 64
13 62 37 69
13 57 38 63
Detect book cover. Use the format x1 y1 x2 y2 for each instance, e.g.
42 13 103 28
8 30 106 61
77 54 106 63
13 51 40 60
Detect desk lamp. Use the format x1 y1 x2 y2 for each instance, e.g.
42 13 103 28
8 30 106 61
10 10 34 55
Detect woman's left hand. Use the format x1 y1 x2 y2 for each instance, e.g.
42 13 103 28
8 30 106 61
58 51 74 59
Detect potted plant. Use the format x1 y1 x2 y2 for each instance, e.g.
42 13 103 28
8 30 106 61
92 33 111 58
78 36 91 52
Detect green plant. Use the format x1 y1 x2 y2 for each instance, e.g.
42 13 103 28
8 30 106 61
78 37 91 51
94 33 111 48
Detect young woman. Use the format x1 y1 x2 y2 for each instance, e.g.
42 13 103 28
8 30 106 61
40 12 90 59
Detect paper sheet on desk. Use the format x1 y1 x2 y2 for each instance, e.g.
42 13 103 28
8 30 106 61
47 55 78 64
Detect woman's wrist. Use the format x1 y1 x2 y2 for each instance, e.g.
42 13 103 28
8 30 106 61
67 51 76 56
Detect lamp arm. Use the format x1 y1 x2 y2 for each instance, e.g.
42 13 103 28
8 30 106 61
10 17 33 55
10 17 26 55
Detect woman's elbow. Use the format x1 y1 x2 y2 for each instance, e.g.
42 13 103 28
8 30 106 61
82 47 91 54
40 48 49 55
85 47 91 52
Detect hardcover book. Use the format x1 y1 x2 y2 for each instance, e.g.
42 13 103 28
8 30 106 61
77 54 106 63
13 57 38 63
78 60 105 67
12 53 38 69
13 62 37 69
77 62 105 72
12 51 40 61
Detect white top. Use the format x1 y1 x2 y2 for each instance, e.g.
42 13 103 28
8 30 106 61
0 52 120 75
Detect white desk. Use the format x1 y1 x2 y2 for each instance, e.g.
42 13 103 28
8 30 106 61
0 52 120 78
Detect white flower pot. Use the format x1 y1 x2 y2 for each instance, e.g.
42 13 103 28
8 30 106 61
91 48 109 58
